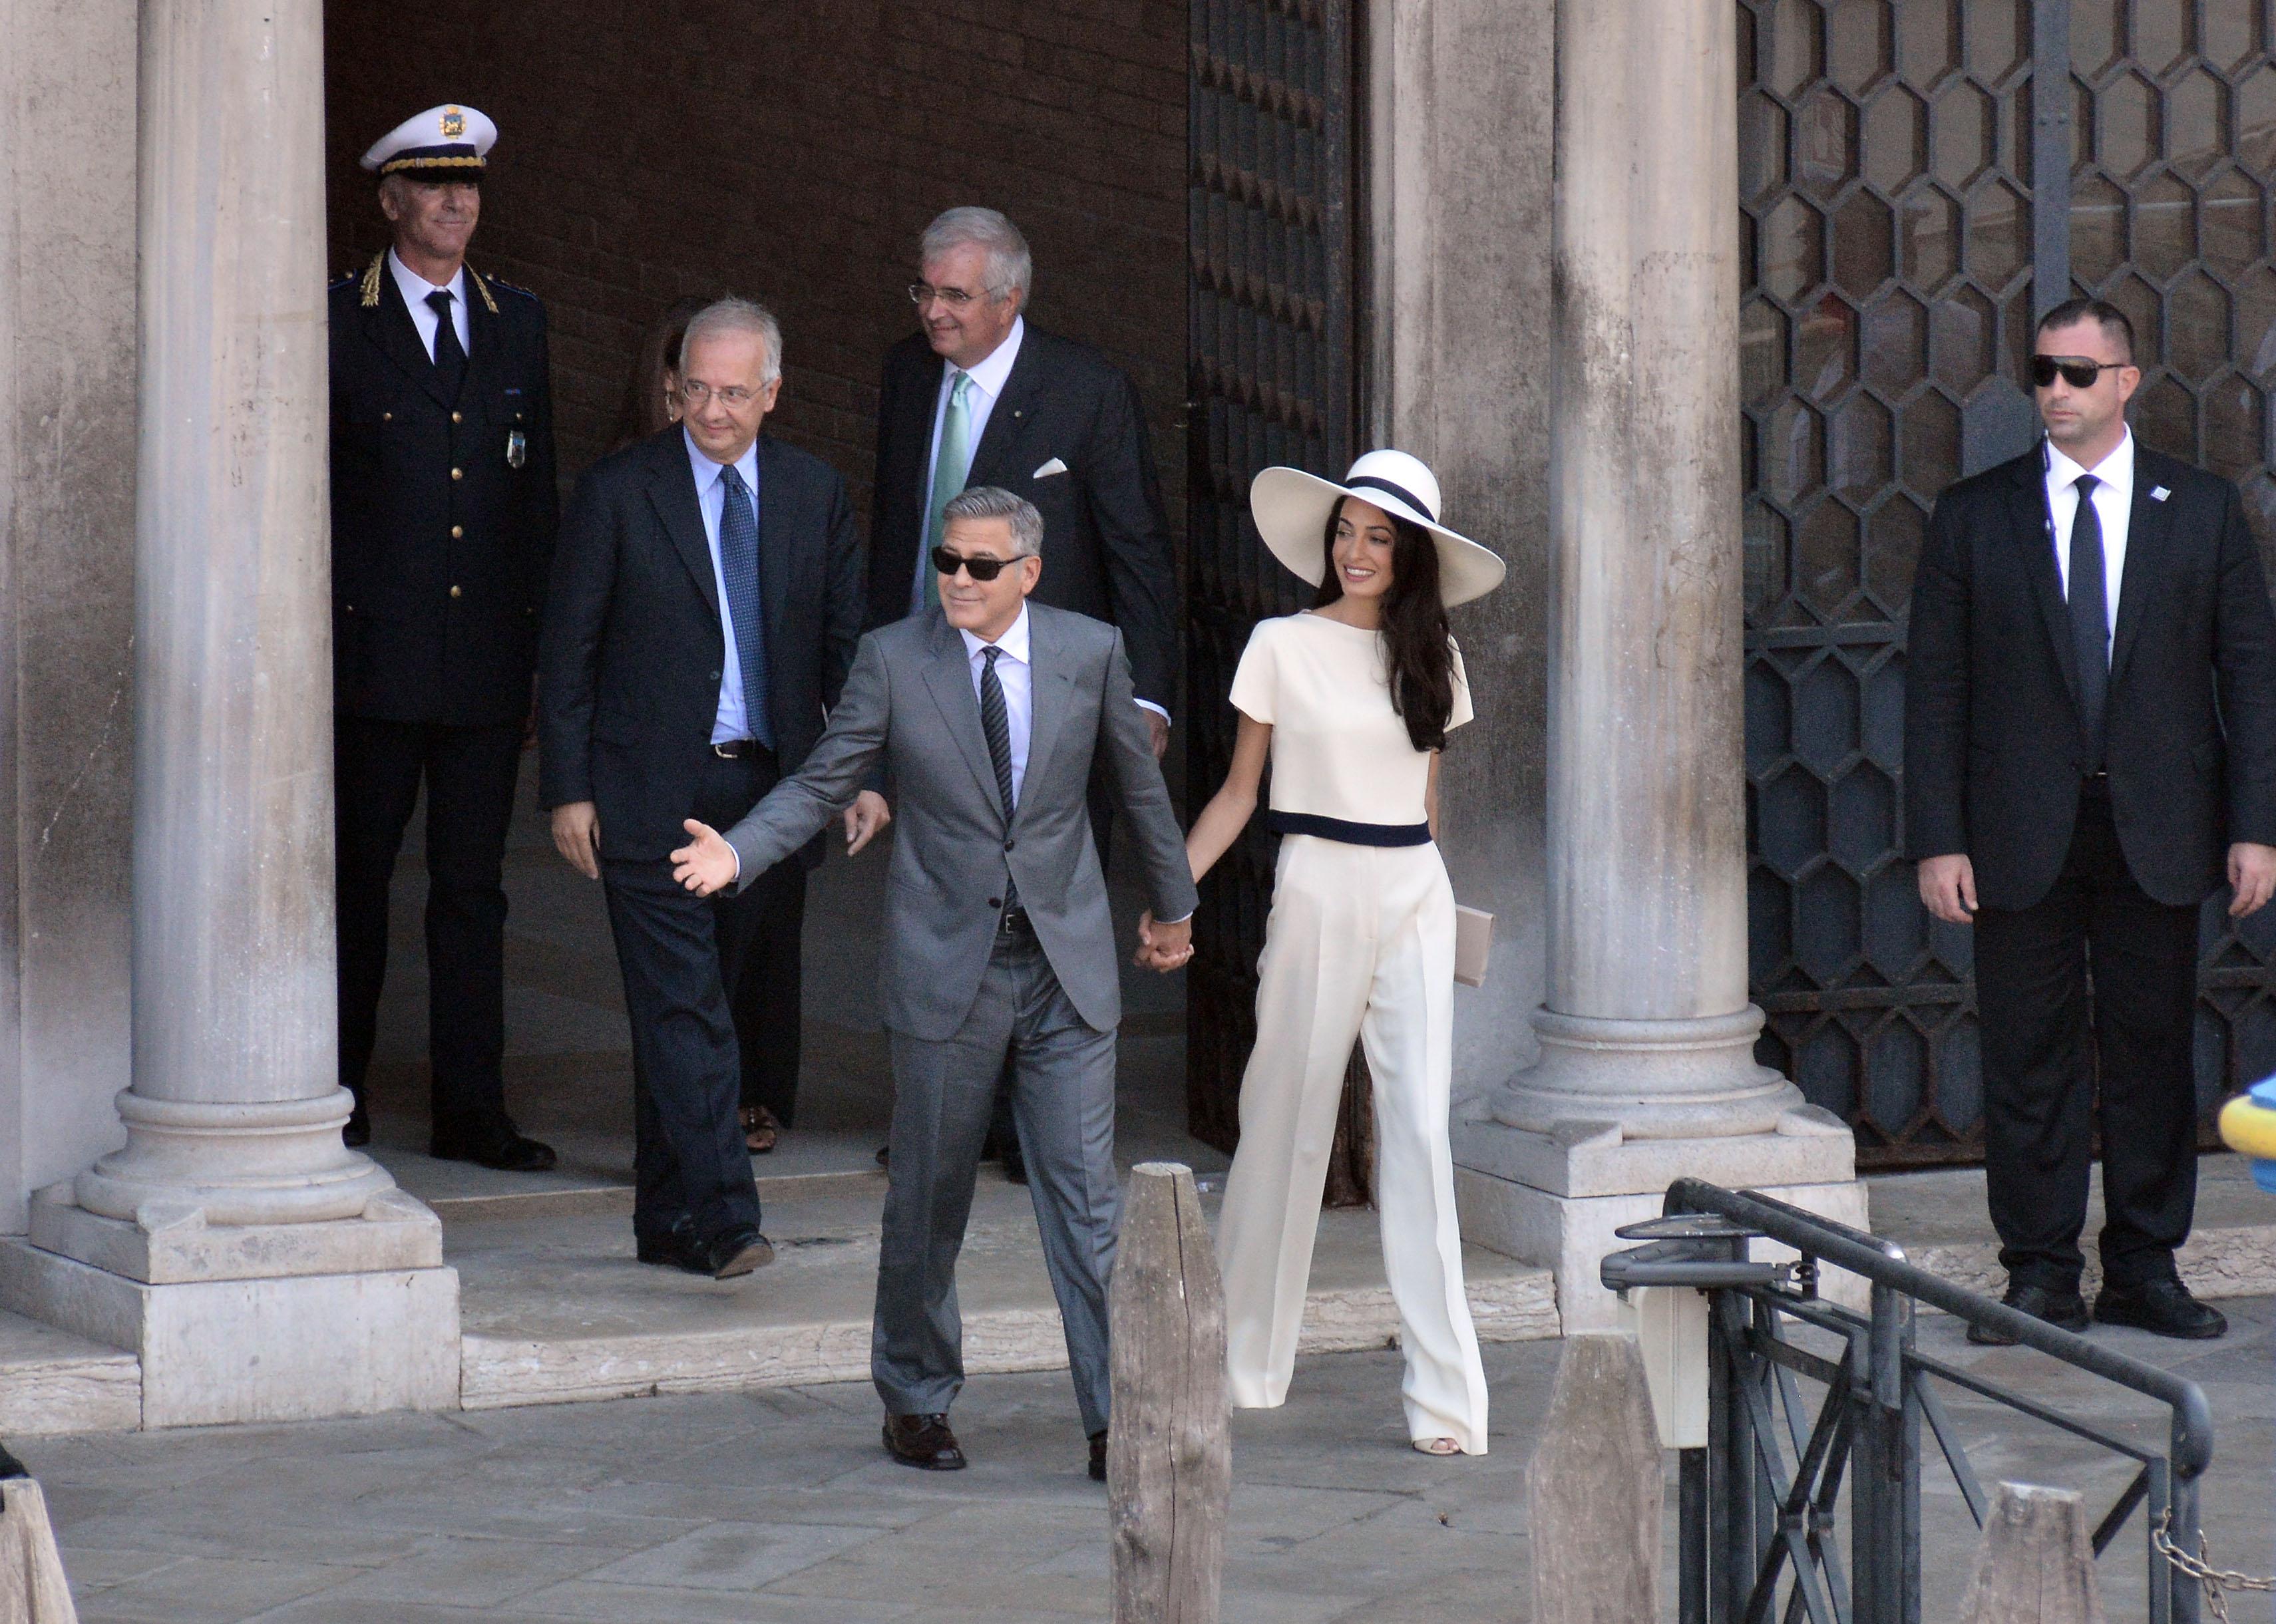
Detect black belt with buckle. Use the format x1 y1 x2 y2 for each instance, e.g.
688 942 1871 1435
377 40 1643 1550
998 905 1034 938
711 739 771 760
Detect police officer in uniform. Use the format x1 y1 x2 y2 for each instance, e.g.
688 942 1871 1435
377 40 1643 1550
329 105 558 1169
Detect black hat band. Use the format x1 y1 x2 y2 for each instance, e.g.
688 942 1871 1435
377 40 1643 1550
1343 474 1437 524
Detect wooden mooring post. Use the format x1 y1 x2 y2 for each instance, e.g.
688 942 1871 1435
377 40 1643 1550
1526 1332 1663 1623
1957 1482 2106 1623
1108 1162 1231 1624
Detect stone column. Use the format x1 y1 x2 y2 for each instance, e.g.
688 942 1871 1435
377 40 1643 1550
0 0 460 1426
1447 0 1861 1329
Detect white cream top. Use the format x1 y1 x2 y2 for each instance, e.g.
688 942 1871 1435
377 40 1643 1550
1228 611 1471 826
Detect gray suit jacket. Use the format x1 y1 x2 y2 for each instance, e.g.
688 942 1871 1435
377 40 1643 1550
721 603 1199 1041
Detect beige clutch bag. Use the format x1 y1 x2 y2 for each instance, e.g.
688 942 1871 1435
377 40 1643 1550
1454 905 1495 987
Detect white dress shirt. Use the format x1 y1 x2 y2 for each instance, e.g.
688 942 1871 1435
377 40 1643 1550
683 429 761 746
388 249 472 361
960 605 1034 809
912 317 1026 614
2045 428 2135 640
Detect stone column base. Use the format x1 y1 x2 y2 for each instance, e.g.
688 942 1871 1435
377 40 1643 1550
0 1183 459 1426
1454 1106 1865 1332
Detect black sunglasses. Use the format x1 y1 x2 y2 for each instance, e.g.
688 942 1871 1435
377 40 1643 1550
930 546 1024 582
2030 354 2127 390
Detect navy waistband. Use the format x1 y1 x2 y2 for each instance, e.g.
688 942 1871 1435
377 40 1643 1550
1266 810 1432 847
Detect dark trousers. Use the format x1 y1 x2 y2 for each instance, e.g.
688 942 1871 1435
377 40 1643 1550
602 750 780 1246
335 715 524 1143
731 862 807 1126
1974 785 2202 1291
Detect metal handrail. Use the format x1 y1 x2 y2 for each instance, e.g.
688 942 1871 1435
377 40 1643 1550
1662 1178 2215 1481
1614 1178 2217 1623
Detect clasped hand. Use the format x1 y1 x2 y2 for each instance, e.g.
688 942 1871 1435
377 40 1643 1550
1133 909 1193 973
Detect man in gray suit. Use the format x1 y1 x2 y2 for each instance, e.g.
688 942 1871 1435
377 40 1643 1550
671 486 1196 1480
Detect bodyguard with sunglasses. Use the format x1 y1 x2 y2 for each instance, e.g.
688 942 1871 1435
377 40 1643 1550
1905 296 2276 1343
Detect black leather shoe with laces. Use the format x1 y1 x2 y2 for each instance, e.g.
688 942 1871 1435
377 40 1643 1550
2093 1279 2226 1340
1967 1283 2089 1346
883 1413 966 1470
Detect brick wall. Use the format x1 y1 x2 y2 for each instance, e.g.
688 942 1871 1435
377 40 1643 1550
323 0 1189 532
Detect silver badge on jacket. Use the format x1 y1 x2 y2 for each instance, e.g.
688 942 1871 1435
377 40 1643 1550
506 429 526 470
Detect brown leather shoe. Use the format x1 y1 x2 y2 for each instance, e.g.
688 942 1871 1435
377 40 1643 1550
882 1412 966 1471
1088 1428 1107 1483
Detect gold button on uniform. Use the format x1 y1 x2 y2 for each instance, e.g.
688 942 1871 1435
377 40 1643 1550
451 410 463 424
449 585 463 599
451 525 463 538
381 411 393 422
451 466 463 480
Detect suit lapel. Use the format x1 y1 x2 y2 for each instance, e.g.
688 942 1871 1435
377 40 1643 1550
964 340 1042 488
364 267 457 411
920 615 1008 824
644 436 722 621
1018 607 1074 828
2005 454 2082 711
757 437 794 671
2109 450 2176 689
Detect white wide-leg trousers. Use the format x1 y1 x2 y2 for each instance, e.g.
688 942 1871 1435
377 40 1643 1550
1215 835 1489 1454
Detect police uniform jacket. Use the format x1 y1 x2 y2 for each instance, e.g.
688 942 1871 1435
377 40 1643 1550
329 253 559 727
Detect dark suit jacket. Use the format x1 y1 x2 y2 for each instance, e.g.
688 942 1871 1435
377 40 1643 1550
329 255 558 726
867 324 1179 709
537 426 864 864
1904 442 2276 909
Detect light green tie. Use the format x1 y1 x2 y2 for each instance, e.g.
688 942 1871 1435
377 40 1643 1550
923 372 975 609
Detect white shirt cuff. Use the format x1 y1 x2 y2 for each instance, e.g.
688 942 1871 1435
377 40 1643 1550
1135 699 1171 725
1158 911 1193 925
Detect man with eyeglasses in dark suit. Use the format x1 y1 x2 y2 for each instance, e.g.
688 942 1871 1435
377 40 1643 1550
1905 295 2276 1343
868 206 1180 1183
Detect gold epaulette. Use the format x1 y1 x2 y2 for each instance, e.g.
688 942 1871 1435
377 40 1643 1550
467 267 501 315
359 251 385 308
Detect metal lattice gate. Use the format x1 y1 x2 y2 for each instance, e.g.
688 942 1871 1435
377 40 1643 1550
1185 0 1356 1152
1742 0 2276 1168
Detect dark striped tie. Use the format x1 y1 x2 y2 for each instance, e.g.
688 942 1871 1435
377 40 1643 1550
980 646 1018 911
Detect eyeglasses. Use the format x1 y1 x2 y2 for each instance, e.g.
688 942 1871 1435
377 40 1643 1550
930 546 1024 581
908 283 1003 310
678 381 761 409
2030 355 2128 390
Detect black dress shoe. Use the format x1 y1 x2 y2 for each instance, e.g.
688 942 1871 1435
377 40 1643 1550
701 1225 774 1280
1967 1283 2090 1346
635 1219 702 1270
1088 1428 1107 1483
1000 1138 1028 1186
430 1132 558 1173
883 1412 966 1470
2094 1279 2227 1339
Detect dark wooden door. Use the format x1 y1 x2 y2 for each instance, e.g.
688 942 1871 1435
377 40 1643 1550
1184 0 1358 1156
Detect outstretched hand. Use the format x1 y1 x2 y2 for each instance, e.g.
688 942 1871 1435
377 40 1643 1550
670 819 739 896
1133 909 1194 973
843 790 892 856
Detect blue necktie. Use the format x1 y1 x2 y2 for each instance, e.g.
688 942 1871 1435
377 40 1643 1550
717 464 773 749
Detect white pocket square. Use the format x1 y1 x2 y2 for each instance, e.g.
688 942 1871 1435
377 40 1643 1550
1032 457 1069 480
2152 485 2171 502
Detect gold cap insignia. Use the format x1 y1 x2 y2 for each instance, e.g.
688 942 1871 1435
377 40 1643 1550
441 107 466 139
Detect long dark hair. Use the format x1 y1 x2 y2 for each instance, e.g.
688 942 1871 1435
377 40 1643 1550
1312 497 1455 752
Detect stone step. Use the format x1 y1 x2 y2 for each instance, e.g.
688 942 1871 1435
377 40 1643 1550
450 1171 1559 1410
0 1306 140 1434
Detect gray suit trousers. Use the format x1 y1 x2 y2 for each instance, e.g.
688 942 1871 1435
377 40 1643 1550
875 927 1119 1435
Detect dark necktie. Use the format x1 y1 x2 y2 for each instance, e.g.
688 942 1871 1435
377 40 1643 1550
2068 472 2110 770
980 646 1019 911
717 464 773 749
425 290 466 399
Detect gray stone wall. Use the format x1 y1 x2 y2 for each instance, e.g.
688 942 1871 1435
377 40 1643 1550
0 0 139 1229
1366 0 1556 1106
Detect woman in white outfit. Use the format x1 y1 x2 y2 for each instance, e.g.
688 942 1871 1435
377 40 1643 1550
1171 450 1505 1456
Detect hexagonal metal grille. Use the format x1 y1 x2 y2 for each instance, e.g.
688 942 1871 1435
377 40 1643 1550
1743 0 2276 1168
1185 0 1355 1152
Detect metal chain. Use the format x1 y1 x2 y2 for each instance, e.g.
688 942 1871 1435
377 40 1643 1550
2154 1510 2276 1624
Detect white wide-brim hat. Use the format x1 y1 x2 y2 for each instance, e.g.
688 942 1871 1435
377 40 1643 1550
1249 450 1507 608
